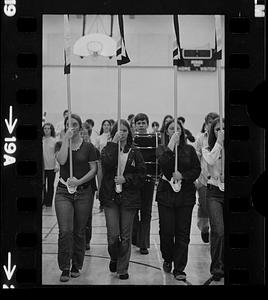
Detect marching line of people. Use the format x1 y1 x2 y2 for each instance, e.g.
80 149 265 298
42 109 224 284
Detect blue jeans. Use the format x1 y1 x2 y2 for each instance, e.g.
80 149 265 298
85 190 95 244
104 203 136 275
158 203 194 275
55 185 93 271
132 179 155 249
43 169 56 206
207 184 224 276
197 184 209 233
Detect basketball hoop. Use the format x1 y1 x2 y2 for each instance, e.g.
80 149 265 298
73 33 116 57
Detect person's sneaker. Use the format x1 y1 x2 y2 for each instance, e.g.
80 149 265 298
70 265 80 278
140 248 149 255
85 243 90 250
201 231 209 243
119 273 129 280
60 270 70 282
109 260 117 273
174 271 187 281
163 261 172 273
211 273 224 281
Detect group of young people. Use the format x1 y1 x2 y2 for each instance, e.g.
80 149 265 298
42 110 224 284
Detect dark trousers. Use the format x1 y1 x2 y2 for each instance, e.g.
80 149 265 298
197 184 209 233
85 190 96 244
132 180 155 249
43 169 56 206
158 203 194 275
104 203 136 275
207 184 224 276
55 185 93 271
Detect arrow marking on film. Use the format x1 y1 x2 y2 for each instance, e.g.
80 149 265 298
2 284 15 289
3 252 16 281
5 106 18 135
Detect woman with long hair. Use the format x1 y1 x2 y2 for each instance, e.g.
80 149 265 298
194 112 219 244
156 118 201 281
95 119 112 153
159 114 173 146
54 114 98 282
42 122 59 208
202 117 224 282
99 119 146 280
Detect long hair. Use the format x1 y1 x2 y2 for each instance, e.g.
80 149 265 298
99 119 112 135
165 118 186 148
205 112 219 125
160 114 173 133
110 119 133 148
207 117 221 151
152 121 159 128
64 113 82 132
200 122 206 133
42 122 56 137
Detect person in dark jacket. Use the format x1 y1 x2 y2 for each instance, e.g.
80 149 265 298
178 116 195 143
99 119 146 280
156 118 201 282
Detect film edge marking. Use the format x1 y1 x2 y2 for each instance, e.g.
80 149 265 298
2 252 16 288
3 106 18 166
3 0 16 17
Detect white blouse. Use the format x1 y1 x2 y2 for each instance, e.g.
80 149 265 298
119 149 131 175
194 131 209 186
202 142 224 189
95 133 111 153
43 136 57 170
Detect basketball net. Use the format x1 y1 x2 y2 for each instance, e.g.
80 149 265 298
87 41 102 58
93 51 99 57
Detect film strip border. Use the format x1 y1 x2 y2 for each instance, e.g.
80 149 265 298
1 10 42 289
1 1 266 288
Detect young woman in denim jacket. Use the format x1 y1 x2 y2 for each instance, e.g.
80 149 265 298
99 119 146 280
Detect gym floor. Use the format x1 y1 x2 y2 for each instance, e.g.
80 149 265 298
42 178 224 286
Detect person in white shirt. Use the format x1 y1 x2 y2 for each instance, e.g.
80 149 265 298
194 112 219 243
55 109 69 141
95 119 112 153
42 112 47 126
202 117 224 282
85 118 99 146
42 122 59 207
